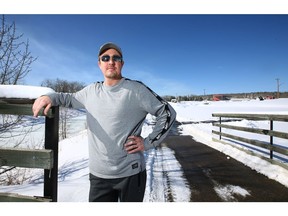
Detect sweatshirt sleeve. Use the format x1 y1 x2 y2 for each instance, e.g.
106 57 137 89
138 83 176 151
46 84 94 109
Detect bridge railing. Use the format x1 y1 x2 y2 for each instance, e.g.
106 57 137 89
212 113 288 168
0 98 59 202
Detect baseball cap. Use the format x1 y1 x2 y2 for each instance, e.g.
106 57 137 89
98 42 123 57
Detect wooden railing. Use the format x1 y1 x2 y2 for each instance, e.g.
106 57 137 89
212 113 288 168
0 98 59 202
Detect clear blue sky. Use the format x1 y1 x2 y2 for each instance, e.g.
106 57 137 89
5 14 288 96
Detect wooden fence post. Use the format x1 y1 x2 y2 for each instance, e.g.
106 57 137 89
270 120 273 159
219 117 222 140
44 106 59 202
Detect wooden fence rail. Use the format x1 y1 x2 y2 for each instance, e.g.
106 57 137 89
0 148 53 169
212 113 288 168
0 98 59 202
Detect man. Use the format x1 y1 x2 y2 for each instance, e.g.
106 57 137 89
32 42 176 202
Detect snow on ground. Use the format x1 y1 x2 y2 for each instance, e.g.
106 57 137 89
144 146 191 202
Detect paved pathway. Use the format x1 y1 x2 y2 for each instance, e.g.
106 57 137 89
162 122 288 202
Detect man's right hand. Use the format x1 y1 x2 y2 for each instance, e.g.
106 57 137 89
32 96 52 117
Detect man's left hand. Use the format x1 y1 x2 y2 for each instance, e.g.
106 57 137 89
124 136 145 154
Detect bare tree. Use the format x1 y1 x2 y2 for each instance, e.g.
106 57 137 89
0 15 37 85
41 78 85 139
1 14 38 145
0 15 38 185
0 15 36 140
0 14 38 146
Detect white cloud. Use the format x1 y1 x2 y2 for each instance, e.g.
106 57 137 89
25 37 102 86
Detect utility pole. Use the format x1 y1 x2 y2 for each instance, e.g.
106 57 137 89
276 78 280 98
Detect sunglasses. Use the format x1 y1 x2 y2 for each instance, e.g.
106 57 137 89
100 55 123 62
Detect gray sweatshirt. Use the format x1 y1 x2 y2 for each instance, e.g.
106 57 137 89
48 78 176 178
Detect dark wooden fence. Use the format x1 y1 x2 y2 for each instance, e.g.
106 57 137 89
212 113 288 168
0 98 59 202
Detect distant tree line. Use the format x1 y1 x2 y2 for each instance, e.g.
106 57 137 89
163 91 288 102
162 95 204 102
41 78 85 93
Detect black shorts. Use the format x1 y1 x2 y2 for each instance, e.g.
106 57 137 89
89 170 147 202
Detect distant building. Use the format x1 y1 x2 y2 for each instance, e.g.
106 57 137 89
212 94 230 101
265 95 275 100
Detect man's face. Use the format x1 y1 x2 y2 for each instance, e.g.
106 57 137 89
98 49 124 81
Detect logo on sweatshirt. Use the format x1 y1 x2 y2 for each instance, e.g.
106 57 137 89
132 163 138 169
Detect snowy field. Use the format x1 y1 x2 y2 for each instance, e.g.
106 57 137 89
1 86 288 214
